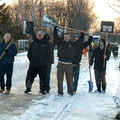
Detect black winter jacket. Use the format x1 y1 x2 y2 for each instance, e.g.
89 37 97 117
53 26 85 63
27 38 51 67
0 40 17 64
89 46 110 71
72 35 93 65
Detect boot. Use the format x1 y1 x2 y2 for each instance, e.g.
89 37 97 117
0 89 4 93
5 89 10 94
24 88 31 93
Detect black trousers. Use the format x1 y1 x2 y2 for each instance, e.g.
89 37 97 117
94 70 106 92
26 66 48 92
0 63 13 90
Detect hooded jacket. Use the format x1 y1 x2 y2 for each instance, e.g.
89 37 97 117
27 37 51 67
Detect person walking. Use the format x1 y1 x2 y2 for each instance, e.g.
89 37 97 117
72 34 93 93
89 39 110 93
0 33 17 94
24 31 51 95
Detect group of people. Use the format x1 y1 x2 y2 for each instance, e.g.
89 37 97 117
0 25 110 95
107 42 119 58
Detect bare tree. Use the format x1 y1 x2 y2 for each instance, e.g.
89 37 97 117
108 0 120 14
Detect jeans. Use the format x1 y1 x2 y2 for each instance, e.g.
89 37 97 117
0 63 13 90
73 64 80 92
46 65 52 92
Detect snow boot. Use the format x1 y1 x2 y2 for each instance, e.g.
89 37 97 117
0 89 4 93
5 89 10 94
24 88 31 93
39 90 46 95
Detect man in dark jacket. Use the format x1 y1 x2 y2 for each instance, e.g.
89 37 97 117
24 31 51 95
89 39 110 93
53 26 86 96
72 33 93 93
0 33 17 94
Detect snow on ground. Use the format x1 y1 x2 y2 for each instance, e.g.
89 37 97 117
3 49 119 120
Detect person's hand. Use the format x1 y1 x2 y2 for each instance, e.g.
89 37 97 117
55 24 59 27
5 49 10 53
80 30 85 34
89 32 93 36
89 65 92 69
104 55 107 59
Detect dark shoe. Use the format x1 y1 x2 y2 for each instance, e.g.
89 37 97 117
39 91 46 95
101 90 106 93
0 89 4 93
95 89 101 93
57 93 63 97
69 92 75 96
73 91 76 94
5 89 10 94
46 91 49 93
24 88 31 93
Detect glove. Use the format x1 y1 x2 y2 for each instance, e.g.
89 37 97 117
89 32 93 36
5 49 10 53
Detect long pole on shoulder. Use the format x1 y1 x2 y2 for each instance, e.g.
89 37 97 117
103 29 108 68
0 39 14 61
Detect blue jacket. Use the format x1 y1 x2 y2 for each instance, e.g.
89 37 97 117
0 40 17 64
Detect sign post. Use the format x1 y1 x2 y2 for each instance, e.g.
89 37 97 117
101 21 114 67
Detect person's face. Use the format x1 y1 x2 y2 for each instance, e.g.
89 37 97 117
4 33 11 43
64 34 70 42
73 37 78 42
37 34 44 40
99 41 104 46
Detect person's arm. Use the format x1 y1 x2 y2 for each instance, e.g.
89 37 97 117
5 44 17 56
27 43 33 61
32 31 37 42
105 48 110 61
83 35 93 48
53 26 62 45
89 48 96 67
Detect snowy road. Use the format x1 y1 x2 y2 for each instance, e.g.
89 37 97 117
0 51 120 120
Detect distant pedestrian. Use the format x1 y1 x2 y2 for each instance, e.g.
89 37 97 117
0 33 17 94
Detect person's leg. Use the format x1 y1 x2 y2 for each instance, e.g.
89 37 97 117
0 64 5 92
38 66 48 94
95 70 101 92
6 63 13 92
65 64 73 95
100 71 106 92
25 66 37 93
57 63 64 95
73 65 80 92
46 65 52 93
